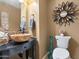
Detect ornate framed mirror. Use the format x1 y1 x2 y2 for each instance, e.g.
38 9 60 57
0 0 29 33
53 1 79 26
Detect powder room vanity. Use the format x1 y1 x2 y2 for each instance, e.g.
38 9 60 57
0 37 36 59
0 0 38 59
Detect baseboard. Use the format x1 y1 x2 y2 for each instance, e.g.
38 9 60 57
42 52 49 59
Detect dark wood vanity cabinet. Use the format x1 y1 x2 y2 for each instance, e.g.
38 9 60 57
0 37 36 59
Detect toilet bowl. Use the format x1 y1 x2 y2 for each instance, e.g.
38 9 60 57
52 35 71 59
53 48 70 59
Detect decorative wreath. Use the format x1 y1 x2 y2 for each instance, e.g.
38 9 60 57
53 1 79 26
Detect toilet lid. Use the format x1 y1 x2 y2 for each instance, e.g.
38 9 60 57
53 48 69 59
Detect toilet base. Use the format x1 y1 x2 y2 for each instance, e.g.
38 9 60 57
53 57 72 59
53 57 71 59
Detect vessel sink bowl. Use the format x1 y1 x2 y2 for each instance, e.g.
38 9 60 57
10 33 31 42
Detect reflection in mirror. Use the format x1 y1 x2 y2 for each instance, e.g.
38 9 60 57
26 1 38 36
0 0 38 36
0 0 21 33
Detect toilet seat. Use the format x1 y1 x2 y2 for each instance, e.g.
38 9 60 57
53 48 70 59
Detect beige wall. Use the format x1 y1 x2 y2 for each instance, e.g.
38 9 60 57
48 0 79 59
0 3 20 31
39 0 48 59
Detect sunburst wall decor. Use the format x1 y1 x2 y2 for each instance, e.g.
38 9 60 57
53 1 79 26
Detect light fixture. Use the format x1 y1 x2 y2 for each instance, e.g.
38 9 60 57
26 0 33 5
19 0 24 3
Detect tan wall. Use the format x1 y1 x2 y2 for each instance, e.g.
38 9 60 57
0 15 1 27
0 3 20 31
39 0 48 59
48 0 79 59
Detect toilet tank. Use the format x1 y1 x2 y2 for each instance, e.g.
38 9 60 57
55 35 71 49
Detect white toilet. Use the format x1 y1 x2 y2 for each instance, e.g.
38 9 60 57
52 34 71 59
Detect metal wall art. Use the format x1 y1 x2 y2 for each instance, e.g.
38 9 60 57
53 1 79 26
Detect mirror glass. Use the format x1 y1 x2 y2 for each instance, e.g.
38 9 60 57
0 0 21 32
60 11 67 17
0 0 38 35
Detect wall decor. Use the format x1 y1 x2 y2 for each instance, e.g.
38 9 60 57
53 1 79 26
